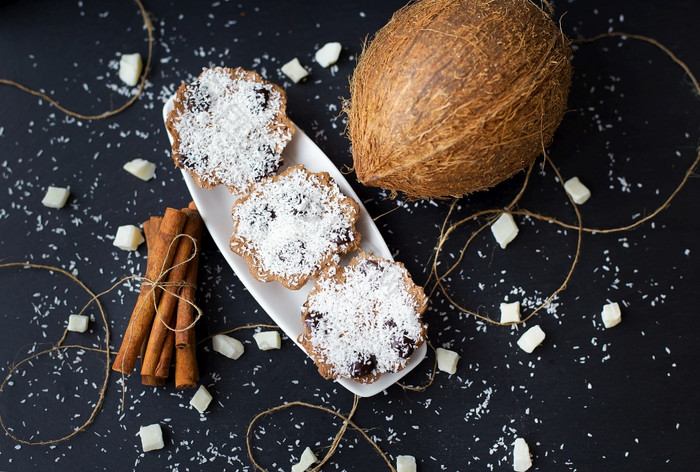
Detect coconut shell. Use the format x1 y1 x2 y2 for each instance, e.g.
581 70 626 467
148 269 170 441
346 0 572 198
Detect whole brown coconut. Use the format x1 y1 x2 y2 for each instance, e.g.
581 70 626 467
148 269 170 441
346 0 572 198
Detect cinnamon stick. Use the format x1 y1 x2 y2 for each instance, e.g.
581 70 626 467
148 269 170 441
141 374 166 387
140 209 203 378
154 330 175 379
175 201 200 389
140 218 165 387
175 229 201 349
175 342 199 389
112 207 187 374
142 216 163 247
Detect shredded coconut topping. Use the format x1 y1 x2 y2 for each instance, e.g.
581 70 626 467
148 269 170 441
230 166 359 288
304 256 426 379
172 67 292 192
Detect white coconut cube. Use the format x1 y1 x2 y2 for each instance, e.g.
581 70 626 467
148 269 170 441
119 52 143 86
113 225 145 251
564 177 591 205
396 455 417 472
67 314 89 333
123 158 156 181
315 42 342 67
513 438 532 471
291 447 317 472
436 347 460 374
491 212 519 249
41 186 70 209
139 423 165 452
500 301 521 324
601 302 622 328
253 331 281 350
212 334 245 360
517 325 545 354
281 58 309 83
189 385 213 413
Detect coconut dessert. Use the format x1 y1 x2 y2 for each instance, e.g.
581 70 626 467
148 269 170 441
166 66 294 194
229 165 361 290
299 253 428 384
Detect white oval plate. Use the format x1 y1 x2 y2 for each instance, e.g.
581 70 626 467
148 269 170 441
162 95 426 397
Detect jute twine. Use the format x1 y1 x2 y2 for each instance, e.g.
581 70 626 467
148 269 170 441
0 0 152 120
246 395 397 472
0 262 111 445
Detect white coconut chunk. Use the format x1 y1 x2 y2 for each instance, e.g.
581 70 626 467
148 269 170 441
436 347 460 374
291 447 317 472
212 334 245 360
138 423 165 452
315 42 342 67
189 385 213 413
253 331 281 351
564 176 591 204
601 301 622 328
67 314 89 333
123 158 156 181
513 437 532 471
396 455 417 472
113 225 145 251
491 212 518 249
281 58 309 83
500 301 521 324
119 52 143 86
41 186 70 209
517 325 545 353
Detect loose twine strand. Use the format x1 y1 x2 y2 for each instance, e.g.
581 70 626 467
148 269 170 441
246 395 397 472
0 0 152 120
0 262 111 446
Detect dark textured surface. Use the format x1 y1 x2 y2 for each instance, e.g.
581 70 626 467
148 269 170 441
0 1 698 470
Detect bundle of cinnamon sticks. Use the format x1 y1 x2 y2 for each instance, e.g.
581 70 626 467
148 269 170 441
112 203 203 389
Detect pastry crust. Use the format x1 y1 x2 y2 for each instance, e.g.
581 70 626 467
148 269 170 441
230 164 361 290
166 66 294 194
299 252 428 384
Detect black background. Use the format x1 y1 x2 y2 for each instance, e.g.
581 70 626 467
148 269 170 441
0 0 699 471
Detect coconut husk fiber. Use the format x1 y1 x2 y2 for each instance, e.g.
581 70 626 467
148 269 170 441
346 0 572 199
